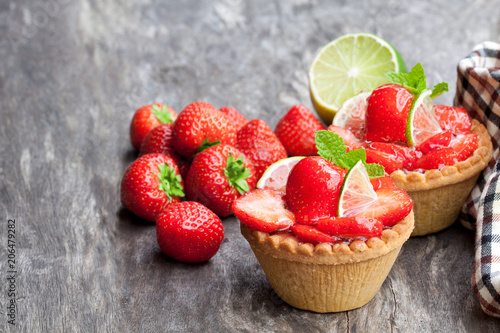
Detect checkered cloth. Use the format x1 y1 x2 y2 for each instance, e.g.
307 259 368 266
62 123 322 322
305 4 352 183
455 41 500 317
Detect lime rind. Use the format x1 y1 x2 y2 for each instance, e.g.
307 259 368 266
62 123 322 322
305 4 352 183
256 156 305 191
309 32 406 124
338 160 377 217
405 89 442 147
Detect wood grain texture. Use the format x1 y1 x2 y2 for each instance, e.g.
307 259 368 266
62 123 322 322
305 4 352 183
1 0 500 332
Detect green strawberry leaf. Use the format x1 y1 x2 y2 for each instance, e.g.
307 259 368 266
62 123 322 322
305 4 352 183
152 104 174 124
157 163 185 199
315 130 384 177
198 138 221 153
430 82 449 99
224 153 250 195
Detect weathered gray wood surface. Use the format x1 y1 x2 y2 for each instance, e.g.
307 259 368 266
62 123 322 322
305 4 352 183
1 0 500 332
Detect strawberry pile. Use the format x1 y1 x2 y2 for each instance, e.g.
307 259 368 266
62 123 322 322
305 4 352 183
121 101 325 262
232 131 414 244
330 63 478 173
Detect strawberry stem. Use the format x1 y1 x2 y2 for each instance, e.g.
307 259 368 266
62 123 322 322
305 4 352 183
198 138 221 153
157 163 184 199
224 153 250 195
152 104 174 124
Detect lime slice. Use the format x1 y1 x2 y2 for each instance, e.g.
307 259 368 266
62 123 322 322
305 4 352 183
405 89 442 147
333 91 371 138
256 156 305 193
309 33 406 125
338 160 377 217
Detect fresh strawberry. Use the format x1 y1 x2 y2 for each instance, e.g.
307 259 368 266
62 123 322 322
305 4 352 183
139 123 181 160
450 132 478 161
232 189 295 233
326 125 367 151
353 188 413 227
368 142 421 169
171 102 237 159
285 156 346 225
316 216 383 239
415 130 452 154
185 144 256 217
291 224 337 244
236 119 287 180
434 105 472 133
219 106 248 132
412 147 457 170
365 83 413 144
130 103 178 150
365 148 403 174
120 153 184 222
156 201 224 263
275 104 326 156
370 176 398 191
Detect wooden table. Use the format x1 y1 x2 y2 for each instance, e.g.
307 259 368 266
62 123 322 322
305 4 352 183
1 0 500 331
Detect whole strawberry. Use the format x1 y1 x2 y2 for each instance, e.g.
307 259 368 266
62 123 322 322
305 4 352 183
364 83 413 144
171 102 237 159
219 106 248 132
185 144 256 217
275 104 326 156
130 103 178 150
120 153 184 222
236 119 287 180
285 156 346 225
156 201 224 263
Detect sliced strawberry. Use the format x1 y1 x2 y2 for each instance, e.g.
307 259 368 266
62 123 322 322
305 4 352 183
353 188 413 227
291 224 337 244
370 176 398 191
434 105 472 133
365 84 413 144
412 147 457 170
450 132 478 162
415 130 452 154
369 142 421 169
316 216 383 239
365 148 403 174
232 189 295 232
326 125 367 151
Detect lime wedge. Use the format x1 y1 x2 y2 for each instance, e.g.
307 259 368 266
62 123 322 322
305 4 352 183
256 156 305 194
309 33 407 125
338 160 377 217
333 91 371 138
405 89 442 147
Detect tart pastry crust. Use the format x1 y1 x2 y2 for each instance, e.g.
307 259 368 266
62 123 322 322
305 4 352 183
391 119 492 236
241 211 414 313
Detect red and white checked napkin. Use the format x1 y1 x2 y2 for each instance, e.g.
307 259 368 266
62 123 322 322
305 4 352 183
455 41 500 317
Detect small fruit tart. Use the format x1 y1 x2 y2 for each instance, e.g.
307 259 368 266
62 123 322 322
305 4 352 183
331 64 493 236
233 132 414 313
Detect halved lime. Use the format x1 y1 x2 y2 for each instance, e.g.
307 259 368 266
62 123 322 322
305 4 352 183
309 33 407 125
256 156 305 194
338 160 377 217
405 89 442 147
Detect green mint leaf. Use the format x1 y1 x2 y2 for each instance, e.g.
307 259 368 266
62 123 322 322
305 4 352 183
407 63 426 92
198 138 221 152
315 130 346 167
344 149 366 169
224 153 250 195
363 162 385 178
157 163 185 199
385 72 410 87
430 82 449 99
152 104 174 124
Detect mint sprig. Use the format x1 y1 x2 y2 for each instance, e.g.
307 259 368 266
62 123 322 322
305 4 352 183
385 63 448 99
314 130 384 178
